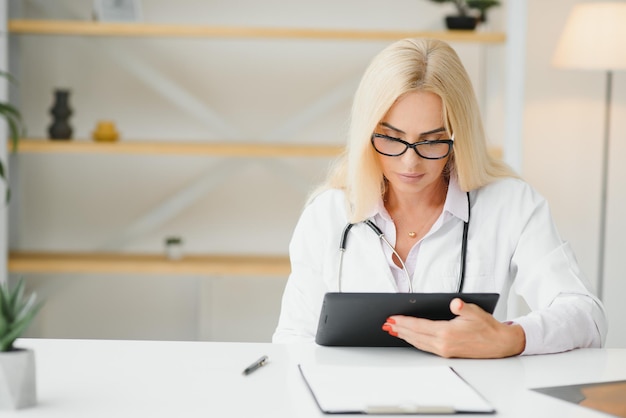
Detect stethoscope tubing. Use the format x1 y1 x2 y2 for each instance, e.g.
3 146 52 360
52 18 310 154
458 191 471 293
337 192 470 293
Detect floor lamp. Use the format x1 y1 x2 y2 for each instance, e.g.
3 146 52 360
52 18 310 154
553 2 626 301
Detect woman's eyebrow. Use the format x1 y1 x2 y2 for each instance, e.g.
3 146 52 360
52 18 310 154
380 123 446 136
419 127 446 136
379 122 405 134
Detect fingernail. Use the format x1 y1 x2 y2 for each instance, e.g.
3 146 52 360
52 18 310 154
388 330 398 337
386 317 396 324
382 324 392 331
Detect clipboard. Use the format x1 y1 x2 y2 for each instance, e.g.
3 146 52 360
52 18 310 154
298 363 495 415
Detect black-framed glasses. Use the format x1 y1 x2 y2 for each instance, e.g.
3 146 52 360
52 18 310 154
371 133 454 160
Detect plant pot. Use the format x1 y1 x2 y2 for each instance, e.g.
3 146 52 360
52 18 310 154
0 348 37 410
445 15 478 30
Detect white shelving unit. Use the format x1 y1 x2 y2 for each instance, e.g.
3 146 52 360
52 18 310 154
5 18 514 277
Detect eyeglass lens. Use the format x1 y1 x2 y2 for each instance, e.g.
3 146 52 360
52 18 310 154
372 134 452 159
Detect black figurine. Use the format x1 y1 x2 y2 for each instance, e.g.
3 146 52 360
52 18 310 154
48 89 73 140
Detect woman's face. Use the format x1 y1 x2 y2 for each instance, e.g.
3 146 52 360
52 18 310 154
373 91 451 199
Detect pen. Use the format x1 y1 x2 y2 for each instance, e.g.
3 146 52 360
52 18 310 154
242 355 269 376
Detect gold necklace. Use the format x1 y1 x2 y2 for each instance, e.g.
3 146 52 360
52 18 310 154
396 207 442 240
387 183 448 240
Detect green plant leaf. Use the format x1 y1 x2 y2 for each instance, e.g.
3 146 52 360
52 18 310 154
15 292 37 322
0 70 25 204
4 279 21 323
466 0 500 11
0 103 24 151
0 160 9 203
0 310 8 338
0 281 12 321
0 283 11 341
0 70 18 85
430 0 468 15
0 278 43 352
0 338 11 352
1 301 42 351
0 103 21 118
9 278 25 311
0 109 23 202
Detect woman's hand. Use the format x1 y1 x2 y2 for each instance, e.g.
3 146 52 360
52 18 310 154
382 298 526 358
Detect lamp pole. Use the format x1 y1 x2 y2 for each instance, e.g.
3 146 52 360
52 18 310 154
597 70 612 301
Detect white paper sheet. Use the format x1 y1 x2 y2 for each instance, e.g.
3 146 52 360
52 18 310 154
298 363 494 414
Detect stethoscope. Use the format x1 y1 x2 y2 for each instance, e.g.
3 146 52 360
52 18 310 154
337 192 471 293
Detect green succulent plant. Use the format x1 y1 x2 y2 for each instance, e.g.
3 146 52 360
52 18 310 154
428 0 501 21
0 278 43 352
0 70 26 203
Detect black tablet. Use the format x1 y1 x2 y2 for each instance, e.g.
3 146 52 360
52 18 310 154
315 292 500 347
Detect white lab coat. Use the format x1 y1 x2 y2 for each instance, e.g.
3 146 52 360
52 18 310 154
273 177 607 355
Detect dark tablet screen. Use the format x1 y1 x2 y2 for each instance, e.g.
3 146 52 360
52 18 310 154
315 292 500 347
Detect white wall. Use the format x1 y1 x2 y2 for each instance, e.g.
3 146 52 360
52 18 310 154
523 0 626 347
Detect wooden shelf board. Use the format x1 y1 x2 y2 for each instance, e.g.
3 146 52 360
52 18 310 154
11 138 502 159
8 19 506 43
8 252 291 276
12 139 344 158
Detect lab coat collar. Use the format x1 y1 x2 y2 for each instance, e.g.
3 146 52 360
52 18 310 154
445 176 469 223
371 176 468 223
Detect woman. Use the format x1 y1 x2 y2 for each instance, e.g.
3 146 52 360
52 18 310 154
272 38 607 358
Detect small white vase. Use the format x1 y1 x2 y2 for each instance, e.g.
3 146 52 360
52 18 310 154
0 348 37 409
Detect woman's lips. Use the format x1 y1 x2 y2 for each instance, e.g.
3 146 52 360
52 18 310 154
397 173 424 182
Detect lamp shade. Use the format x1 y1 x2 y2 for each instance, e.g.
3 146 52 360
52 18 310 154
553 2 626 70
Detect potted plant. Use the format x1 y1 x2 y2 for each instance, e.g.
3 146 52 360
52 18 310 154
165 236 184 260
427 0 501 30
0 70 25 202
467 0 501 23
0 277 43 409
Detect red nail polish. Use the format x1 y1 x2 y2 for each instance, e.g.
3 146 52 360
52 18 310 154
382 324 391 331
389 330 398 337
386 317 396 324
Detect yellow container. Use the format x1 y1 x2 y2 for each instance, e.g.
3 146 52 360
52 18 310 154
92 120 119 142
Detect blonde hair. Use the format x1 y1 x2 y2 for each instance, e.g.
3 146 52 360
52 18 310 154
316 38 516 222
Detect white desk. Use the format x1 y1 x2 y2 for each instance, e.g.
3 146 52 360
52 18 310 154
6 338 626 417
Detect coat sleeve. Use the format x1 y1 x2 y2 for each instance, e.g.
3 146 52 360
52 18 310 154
272 191 344 343
505 183 607 354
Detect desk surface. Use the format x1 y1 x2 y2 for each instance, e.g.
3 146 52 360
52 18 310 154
6 338 626 417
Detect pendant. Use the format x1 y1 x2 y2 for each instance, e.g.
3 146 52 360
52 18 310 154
408 231 417 238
